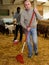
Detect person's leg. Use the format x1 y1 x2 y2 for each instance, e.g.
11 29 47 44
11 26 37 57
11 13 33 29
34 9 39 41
13 25 19 41
31 28 38 55
19 25 23 42
26 31 33 57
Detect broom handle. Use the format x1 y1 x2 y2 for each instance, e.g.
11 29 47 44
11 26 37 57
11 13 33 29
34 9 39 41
21 42 26 53
21 11 35 54
21 13 35 54
21 13 35 53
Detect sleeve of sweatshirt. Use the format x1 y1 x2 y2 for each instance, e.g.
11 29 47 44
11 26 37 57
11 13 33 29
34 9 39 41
20 12 27 29
13 12 17 19
34 8 43 20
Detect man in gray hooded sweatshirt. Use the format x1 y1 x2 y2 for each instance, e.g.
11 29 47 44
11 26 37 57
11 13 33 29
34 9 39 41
20 0 43 58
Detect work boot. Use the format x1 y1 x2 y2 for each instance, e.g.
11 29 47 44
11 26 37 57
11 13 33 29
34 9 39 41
28 53 33 58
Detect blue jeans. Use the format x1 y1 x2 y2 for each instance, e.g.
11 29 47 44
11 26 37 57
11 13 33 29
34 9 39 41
26 28 38 55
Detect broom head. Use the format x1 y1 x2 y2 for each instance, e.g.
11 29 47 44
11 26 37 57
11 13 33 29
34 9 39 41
16 53 24 64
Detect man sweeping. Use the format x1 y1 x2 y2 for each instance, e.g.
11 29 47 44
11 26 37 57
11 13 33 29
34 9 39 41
20 0 43 58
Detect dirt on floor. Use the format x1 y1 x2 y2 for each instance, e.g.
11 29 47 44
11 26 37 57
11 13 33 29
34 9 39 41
0 33 49 65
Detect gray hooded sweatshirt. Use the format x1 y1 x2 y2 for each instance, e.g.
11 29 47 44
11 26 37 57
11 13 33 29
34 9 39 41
20 8 43 29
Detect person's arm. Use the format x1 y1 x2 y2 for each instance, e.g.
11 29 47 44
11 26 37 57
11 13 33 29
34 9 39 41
13 12 17 25
13 12 17 19
20 12 27 29
34 8 43 20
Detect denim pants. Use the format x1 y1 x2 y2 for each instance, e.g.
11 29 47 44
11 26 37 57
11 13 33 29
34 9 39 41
26 28 38 55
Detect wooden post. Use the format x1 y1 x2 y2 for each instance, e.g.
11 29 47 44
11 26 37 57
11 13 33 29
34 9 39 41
33 0 37 8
